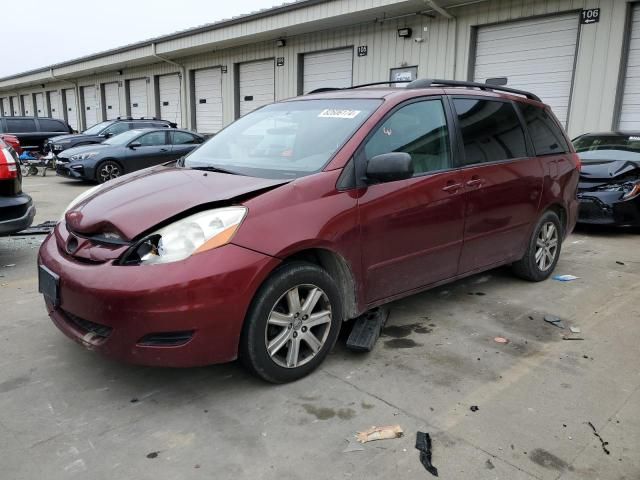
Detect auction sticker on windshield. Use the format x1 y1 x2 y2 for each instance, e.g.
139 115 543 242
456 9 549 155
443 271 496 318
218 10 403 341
318 109 361 119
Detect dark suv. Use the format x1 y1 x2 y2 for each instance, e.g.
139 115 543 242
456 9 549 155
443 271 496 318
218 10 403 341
0 117 73 153
39 79 579 383
46 117 177 154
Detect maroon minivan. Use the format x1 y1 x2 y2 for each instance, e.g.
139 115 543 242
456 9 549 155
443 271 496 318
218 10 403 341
38 80 579 383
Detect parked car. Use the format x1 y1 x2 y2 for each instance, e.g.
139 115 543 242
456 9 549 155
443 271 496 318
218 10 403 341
0 137 35 235
38 79 579 383
0 134 22 154
46 117 177 154
56 128 205 183
0 117 72 153
573 132 640 226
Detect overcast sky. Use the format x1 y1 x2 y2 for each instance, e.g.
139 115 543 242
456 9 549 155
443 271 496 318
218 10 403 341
2 0 281 77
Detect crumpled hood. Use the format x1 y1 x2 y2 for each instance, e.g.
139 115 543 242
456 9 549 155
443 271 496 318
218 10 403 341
64 165 289 240
579 159 640 184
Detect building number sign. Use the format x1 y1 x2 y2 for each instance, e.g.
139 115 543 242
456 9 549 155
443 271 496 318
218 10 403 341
357 46 368 57
580 8 600 25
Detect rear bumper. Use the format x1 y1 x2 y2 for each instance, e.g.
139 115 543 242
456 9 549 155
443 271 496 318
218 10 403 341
0 195 36 235
38 232 280 367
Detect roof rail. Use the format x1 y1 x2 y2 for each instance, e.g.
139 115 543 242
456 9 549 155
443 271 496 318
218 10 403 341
405 78 541 102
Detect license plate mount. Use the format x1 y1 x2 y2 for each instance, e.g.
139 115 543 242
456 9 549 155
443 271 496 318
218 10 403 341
38 265 60 307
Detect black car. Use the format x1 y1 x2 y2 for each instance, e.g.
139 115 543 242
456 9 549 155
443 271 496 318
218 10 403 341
0 117 72 153
56 128 204 183
46 117 177 154
0 139 35 235
574 132 640 226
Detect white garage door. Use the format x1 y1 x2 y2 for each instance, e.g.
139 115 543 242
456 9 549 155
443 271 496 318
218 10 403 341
103 82 120 120
21 94 33 116
303 48 353 94
35 93 45 116
49 91 63 120
239 59 275 117
159 74 182 127
64 89 78 130
82 86 98 128
619 4 640 130
10 96 19 116
194 68 223 134
473 13 579 126
128 78 148 118
1 98 10 116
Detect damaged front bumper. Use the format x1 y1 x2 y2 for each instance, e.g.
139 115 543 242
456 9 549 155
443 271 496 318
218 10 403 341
577 191 640 226
38 229 280 367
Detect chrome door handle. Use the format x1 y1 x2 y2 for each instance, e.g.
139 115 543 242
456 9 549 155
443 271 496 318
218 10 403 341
442 182 463 193
466 178 484 187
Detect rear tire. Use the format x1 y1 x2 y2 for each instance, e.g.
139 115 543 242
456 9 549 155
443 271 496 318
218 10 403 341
512 210 562 282
240 262 343 383
95 160 122 184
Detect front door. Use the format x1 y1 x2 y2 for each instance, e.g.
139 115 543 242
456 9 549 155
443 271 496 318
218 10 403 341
358 98 466 303
127 131 173 170
451 97 543 273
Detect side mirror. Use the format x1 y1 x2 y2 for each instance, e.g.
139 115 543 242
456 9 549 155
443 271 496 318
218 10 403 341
128 141 142 149
365 152 413 183
103 132 113 139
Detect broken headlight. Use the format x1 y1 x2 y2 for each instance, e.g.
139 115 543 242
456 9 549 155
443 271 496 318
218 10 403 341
122 207 247 265
596 179 640 200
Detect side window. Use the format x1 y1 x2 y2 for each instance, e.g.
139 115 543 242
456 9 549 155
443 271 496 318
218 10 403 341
364 100 451 175
137 131 167 146
172 131 199 145
519 104 569 155
6 118 37 133
453 99 527 165
103 122 130 136
38 119 68 132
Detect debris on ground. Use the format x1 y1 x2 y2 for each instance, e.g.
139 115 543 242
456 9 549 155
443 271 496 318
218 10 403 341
415 432 439 477
616 261 625 265
9 220 57 236
146 451 160 459
356 425 403 443
587 422 610 455
485 458 495 469
570 326 581 334
470 405 479 412
562 335 584 340
3 264 16 268
494 336 509 344
544 315 565 329
342 438 365 453
553 274 579 282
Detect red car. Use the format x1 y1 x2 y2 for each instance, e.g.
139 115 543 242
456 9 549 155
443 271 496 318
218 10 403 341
38 80 579 383
0 134 22 155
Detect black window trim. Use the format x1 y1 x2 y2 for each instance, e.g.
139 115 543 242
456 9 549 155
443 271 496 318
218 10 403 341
448 94 532 169
343 95 459 190
515 102 571 157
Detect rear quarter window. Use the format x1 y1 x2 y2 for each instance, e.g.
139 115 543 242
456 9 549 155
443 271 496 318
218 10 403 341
519 104 569 156
453 98 527 165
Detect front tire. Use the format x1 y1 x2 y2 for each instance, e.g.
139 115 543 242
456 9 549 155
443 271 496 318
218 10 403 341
240 262 343 383
96 160 122 184
512 210 562 282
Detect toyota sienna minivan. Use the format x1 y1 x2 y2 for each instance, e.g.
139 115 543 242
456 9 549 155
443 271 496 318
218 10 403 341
38 79 579 383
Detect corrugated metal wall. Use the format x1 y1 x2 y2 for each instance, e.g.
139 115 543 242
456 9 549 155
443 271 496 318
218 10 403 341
0 0 635 137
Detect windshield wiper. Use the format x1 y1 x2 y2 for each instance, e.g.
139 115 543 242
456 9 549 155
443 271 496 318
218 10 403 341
190 165 242 175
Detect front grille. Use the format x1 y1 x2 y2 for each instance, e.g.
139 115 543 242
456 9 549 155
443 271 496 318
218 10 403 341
579 199 611 221
63 310 113 338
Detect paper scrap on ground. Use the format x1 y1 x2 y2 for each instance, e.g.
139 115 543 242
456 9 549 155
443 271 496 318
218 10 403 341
553 275 579 282
356 425 403 444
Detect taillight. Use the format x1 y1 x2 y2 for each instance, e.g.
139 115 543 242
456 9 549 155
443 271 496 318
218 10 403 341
570 153 581 172
0 147 18 179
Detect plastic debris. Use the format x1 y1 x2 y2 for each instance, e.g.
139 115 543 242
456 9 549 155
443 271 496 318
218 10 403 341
470 405 479 412
3 264 16 268
544 315 565 329
356 425 403 444
415 432 439 476
342 438 365 453
570 326 581 334
562 334 584 341
553 274 579 282
494 336 509 344
616 261 625 265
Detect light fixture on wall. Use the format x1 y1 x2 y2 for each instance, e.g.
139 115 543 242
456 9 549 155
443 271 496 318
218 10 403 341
397 28 412 39
117 70 123 75
276 38 286 47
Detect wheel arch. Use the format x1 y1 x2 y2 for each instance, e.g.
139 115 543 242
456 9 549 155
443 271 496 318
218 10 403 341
545 203 568 238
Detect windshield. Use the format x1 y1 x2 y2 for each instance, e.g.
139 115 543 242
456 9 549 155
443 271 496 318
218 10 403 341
573 134 640 154
102 129 144 145
184 99 382 179
83 121 113 135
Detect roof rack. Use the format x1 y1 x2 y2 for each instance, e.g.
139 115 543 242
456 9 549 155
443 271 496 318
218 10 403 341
307 80 411 94
405 78 541 102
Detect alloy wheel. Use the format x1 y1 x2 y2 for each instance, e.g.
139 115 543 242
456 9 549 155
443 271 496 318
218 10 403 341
535 222 558 271
99 163 120 182
264 284 332 369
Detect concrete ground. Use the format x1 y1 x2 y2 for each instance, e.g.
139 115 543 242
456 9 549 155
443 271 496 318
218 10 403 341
1 175 639 480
